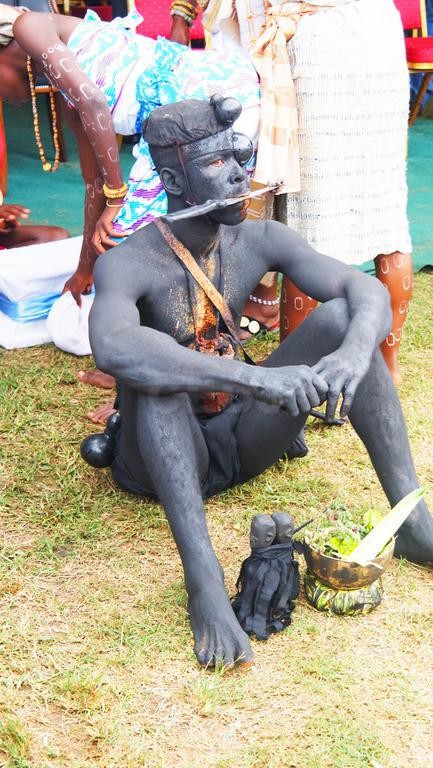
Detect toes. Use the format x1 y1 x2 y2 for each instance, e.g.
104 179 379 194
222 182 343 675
212 629 235 669
194 625 253 670
85 404 116 424
194 632 210 667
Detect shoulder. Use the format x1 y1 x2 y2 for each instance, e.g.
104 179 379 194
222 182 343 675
224 219 299 253
93 223 169 286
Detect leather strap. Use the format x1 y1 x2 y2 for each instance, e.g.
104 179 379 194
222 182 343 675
155 218 240 342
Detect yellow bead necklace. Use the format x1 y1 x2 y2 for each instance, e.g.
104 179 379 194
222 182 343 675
26 56 60 173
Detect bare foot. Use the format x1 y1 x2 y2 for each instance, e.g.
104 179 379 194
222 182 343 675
86 401 116 425
78 369 116 389
188 584 254 668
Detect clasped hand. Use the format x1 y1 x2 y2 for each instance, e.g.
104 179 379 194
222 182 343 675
313 349 370 421
259 365 328 416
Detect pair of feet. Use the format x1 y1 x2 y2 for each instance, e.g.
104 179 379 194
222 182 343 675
78 369 117 423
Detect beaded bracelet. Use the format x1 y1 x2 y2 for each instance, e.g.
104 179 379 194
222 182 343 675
171 0 198 14
170 0 198 23
249 294 280 306
171 5 198 19
170 8 194 24
102 182 129 199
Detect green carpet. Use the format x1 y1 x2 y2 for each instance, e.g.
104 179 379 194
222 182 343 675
3 100 131 237
3 101 433 272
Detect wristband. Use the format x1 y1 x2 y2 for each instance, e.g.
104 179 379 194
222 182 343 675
170 9 194 25
103 182 129 199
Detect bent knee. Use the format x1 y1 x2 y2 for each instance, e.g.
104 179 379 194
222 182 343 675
314 298 349 342
45 227 70 242
32 226 70 244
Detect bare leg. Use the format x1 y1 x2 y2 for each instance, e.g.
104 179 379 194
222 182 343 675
279 276 318 342
348 349 433 564
235 299 433 564
0 224 69 248
374 252 413 386
120 389 254 667
240 273 280 339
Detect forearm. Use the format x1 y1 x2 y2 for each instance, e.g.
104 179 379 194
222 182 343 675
14 13 124 190
77 183 106 275
92 324 266 399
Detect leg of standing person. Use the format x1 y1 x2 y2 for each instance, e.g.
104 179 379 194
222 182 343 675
281 250 413 388
374 251 413 386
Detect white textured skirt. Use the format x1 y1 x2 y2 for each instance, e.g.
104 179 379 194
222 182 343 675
285 0 412 265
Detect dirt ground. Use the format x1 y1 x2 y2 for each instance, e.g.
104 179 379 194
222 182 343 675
1 272 432 768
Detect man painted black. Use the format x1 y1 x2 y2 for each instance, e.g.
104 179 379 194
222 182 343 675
88 98 433 667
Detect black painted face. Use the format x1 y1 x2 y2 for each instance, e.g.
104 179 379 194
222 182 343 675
181 130 251 225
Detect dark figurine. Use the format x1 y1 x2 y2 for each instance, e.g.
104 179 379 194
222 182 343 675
249 514 277 550
85 98 433 668
232 512 300 640
272 511 295 544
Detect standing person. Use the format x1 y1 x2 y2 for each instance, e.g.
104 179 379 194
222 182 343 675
172 0 413 384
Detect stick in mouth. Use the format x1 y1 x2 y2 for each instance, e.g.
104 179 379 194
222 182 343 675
162 183 283 223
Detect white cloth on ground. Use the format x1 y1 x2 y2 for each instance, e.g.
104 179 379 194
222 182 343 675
0 236 83 350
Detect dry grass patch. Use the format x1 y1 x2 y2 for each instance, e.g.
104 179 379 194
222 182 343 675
1 272 432 768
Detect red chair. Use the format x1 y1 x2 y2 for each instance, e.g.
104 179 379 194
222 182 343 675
394 0 433 123
134 0 204 44
71 5 113 21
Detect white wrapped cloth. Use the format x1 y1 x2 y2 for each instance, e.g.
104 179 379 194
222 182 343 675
47 292 92 356
0 236 82 350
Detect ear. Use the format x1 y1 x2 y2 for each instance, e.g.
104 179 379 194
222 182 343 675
159 167 186 197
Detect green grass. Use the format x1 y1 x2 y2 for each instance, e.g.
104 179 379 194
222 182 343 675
0 272 432 767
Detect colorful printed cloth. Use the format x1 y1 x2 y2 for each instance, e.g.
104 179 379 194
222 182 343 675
67 10 260 235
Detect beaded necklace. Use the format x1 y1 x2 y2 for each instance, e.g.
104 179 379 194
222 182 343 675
26 56 60 173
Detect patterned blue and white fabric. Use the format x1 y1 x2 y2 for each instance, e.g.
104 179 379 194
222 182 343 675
67 11 260 235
